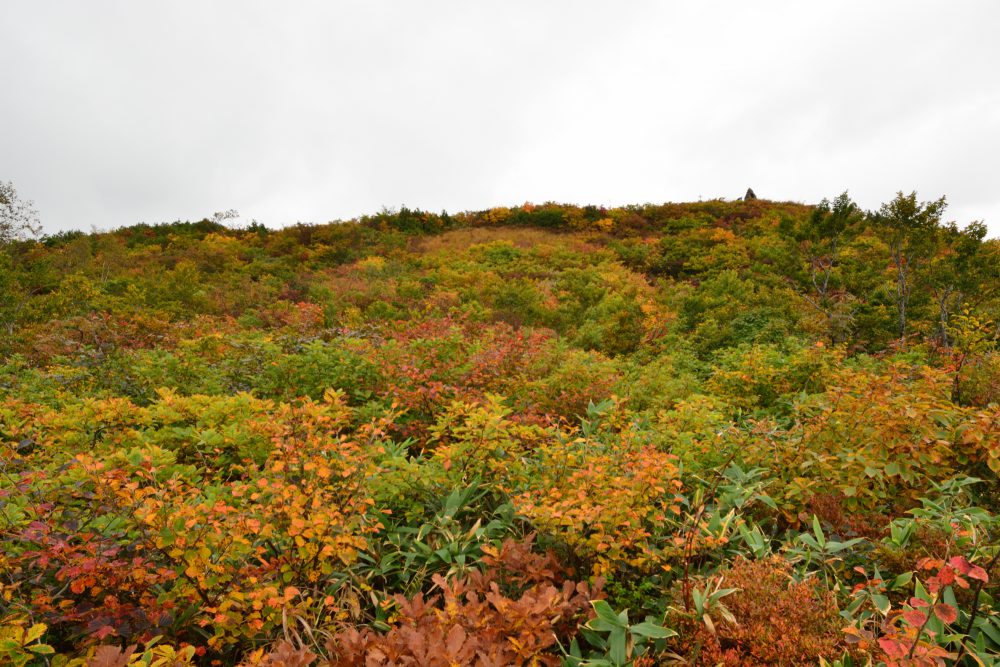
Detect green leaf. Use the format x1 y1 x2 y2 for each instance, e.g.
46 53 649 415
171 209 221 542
889 572 913 590
692 588 705 614
709 587 740 603
826 537 864 553
630 622 677 639
608 627 627 665
579 626 608 650
588 617 619 633
872 594 891 615
0 640 22 654
798 534 820 550
757 494 778 509
975 617 1000 646
812 515 826 548
845 595 865 615
942 586 958 610
592 600 624 627
28 644 55 655
914 578 932 603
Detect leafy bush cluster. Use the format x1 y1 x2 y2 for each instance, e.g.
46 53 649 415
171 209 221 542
1 193 999 665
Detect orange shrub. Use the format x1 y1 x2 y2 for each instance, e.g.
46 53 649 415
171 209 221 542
670 557 848 665
513 430 683 575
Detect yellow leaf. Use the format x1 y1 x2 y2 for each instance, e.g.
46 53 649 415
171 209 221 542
25 623 47 644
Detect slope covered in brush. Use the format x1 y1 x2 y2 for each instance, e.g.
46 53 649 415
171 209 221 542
1 195 999 665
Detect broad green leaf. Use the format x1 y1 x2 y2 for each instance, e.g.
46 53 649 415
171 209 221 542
630 622 677 639
889 572 913 590
975 617 1000 646
608 627 627 665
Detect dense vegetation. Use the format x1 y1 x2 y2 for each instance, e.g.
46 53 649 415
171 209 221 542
1 192 999 666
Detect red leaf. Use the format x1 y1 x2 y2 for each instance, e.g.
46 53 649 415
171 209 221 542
936 567 957 586
934 603 958 625
968 565 989 583
949 556 972 575
903 609 927 627
879 637 907 658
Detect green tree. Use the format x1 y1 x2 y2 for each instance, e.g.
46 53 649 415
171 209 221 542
926 221 990 347
786 191 864 344
872 191 946 344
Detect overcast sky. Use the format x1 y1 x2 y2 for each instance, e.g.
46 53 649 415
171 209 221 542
2 1 999 237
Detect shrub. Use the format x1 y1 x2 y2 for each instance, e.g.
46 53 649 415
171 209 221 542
246 537 601 667
669 557 848 665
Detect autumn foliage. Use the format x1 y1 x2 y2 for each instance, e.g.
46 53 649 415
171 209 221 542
1 196 999 665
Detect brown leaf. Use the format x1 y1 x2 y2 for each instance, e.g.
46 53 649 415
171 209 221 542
445 624 467 657
87 645 136 667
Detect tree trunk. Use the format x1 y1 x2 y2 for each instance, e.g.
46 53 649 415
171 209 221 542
894 248 909 344
937 289 952 348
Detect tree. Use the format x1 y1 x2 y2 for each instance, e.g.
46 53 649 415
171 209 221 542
926 221 989 347
211 209 240 227
872 191 946 344
0 180 41 244
0 182 43 341
787 191 864 344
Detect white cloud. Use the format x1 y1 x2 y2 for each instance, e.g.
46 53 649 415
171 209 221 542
1 0 997 235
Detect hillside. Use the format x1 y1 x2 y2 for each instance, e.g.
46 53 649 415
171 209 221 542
2 196 1000 665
